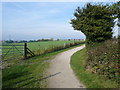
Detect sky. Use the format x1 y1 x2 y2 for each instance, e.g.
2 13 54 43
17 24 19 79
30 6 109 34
1 0 119 2
2 2 87 41
0 2 2 41
2 1 118 41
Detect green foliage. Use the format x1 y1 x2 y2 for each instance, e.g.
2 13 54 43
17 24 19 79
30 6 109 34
70 48 118 88
70 3 115 43
118 35 120 39
85 39 119 83
110 1 120 26
37 38 53 41
110 1 120 18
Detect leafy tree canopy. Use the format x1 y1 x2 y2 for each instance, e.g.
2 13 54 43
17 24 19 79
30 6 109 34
110 1 120 26
110 1 120 18
70 3 118 43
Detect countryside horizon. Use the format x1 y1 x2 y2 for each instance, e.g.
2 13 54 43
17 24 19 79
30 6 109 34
1 1 119 88
2 2 88 41
2 2 118 41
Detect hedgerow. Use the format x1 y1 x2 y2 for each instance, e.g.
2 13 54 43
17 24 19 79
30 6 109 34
85 39 119 84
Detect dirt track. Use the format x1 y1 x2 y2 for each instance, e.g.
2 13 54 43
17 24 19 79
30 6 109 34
46 45 85 88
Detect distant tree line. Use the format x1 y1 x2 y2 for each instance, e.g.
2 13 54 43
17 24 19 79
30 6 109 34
3 38 53 43
4 40 29 43
37 38 53 42
3 38 84 43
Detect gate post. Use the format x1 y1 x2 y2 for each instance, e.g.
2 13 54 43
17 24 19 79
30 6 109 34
24 43 27 59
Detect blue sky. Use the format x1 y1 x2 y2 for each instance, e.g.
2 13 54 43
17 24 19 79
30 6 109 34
2 2 117 41
0 2 2 41
2 2 87 40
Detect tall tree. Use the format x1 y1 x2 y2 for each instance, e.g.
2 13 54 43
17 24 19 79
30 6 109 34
70 3 115 43
110 1 120 18
110 1 120 26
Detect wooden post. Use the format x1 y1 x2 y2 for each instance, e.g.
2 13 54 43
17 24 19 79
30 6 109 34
24 43 27 59
64 43 66 48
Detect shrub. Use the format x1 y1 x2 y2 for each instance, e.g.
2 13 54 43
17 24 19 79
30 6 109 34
85 39 119 83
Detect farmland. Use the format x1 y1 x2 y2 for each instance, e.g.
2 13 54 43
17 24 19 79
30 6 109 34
2 40 82 52
27 40 78 51
2 40 84 68
2 41 85 88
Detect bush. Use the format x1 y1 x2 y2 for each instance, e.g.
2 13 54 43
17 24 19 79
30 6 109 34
85 39 119 83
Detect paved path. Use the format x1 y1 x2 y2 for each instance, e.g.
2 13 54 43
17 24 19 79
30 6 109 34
46 45 85 88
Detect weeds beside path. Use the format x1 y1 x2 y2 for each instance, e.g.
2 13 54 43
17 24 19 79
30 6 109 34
70 48 119 88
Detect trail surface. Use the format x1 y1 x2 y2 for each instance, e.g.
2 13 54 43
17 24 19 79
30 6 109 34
46 45 85 88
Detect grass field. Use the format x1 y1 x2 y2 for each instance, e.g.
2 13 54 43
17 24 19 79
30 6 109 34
2 40 82 54
2 40 84 88
27 40 78 51
2 43 84 88
2 40 84 68
70 48 119 88
2 40 83 60
2 40 80 51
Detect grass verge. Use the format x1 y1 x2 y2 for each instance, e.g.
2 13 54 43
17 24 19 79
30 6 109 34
70 48 118 88
2 43 84 88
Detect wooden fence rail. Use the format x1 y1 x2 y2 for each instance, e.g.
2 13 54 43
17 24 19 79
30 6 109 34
24 43 35 59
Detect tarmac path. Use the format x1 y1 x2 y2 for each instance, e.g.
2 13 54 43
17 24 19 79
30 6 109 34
46 45 85 88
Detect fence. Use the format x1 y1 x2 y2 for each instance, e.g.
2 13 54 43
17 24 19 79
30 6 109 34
2 43 34 62
1 41 85 62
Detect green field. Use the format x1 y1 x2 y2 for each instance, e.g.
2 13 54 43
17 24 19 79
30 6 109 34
2 43 84 88
2 40 73 59
2 40 81 53
2 40 84 68
2 40 85 88
27 40 78 51
2 40 80 51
